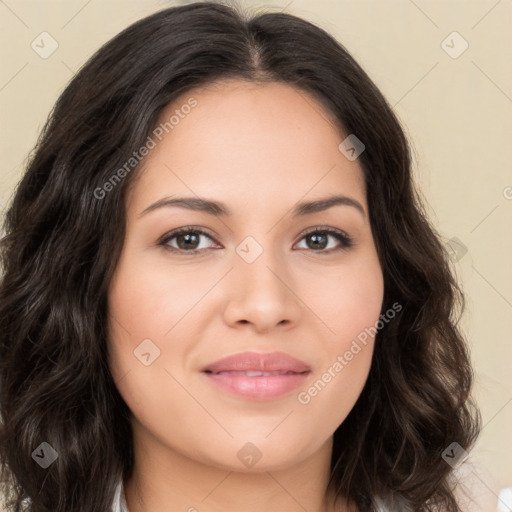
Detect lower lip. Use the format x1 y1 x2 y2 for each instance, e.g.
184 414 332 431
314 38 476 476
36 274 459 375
203 372 310 400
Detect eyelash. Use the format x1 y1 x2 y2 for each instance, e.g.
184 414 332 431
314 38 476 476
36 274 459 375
158 225 354 255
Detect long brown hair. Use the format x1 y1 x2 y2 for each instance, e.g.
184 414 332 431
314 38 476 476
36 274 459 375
0 2 480 511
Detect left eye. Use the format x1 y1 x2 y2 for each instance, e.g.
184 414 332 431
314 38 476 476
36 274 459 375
294 228 353 252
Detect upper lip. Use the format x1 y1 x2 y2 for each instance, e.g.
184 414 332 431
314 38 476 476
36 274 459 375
201 351 311 374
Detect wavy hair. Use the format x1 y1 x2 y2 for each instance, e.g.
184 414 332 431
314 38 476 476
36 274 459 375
0 2 480 511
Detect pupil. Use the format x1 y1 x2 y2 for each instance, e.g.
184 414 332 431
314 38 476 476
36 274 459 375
178 233 198 249
309 233 327 249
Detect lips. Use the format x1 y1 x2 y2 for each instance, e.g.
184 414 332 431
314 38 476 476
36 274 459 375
201 351 311 374
201 351 311 400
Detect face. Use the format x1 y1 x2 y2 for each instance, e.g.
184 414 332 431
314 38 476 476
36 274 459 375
107 79 384 473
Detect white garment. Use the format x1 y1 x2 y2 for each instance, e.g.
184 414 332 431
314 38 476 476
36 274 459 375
112 478 129 512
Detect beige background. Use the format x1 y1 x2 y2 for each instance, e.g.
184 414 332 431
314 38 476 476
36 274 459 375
1 0 511 503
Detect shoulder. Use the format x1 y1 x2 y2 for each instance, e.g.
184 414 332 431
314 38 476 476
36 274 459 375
371 452 500 512
451 452 500 512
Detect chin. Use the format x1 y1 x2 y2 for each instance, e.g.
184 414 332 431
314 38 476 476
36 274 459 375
198 437 319 474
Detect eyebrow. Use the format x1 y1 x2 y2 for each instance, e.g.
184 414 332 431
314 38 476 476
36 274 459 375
138 194 366 219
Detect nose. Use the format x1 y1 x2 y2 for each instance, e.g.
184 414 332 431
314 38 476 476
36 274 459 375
222 246 302 334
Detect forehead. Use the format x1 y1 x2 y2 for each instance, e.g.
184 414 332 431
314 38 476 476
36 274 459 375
127 79 366 213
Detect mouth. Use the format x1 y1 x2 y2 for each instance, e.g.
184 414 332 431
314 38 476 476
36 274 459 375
201 352 311 400
205 370 306 376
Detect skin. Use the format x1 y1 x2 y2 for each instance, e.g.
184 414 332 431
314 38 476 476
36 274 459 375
107 79 384 512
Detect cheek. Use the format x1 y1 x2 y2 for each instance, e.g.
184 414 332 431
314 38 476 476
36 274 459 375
304 253 384 340
294 255 383 421
296 346 373 439
106 246 219 415
107 246 203 341
106 251 182 391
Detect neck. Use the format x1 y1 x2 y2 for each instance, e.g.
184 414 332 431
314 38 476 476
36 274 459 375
123 430 354 512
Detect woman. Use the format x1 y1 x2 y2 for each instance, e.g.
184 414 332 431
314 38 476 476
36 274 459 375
0 2 481 511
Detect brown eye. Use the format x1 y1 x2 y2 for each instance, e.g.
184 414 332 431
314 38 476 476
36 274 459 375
295 228 353 252
159 228 219 253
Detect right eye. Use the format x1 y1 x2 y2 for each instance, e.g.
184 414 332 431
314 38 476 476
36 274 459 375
159 227 221 253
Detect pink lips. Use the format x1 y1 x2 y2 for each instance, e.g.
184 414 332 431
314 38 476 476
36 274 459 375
201 351 311 400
